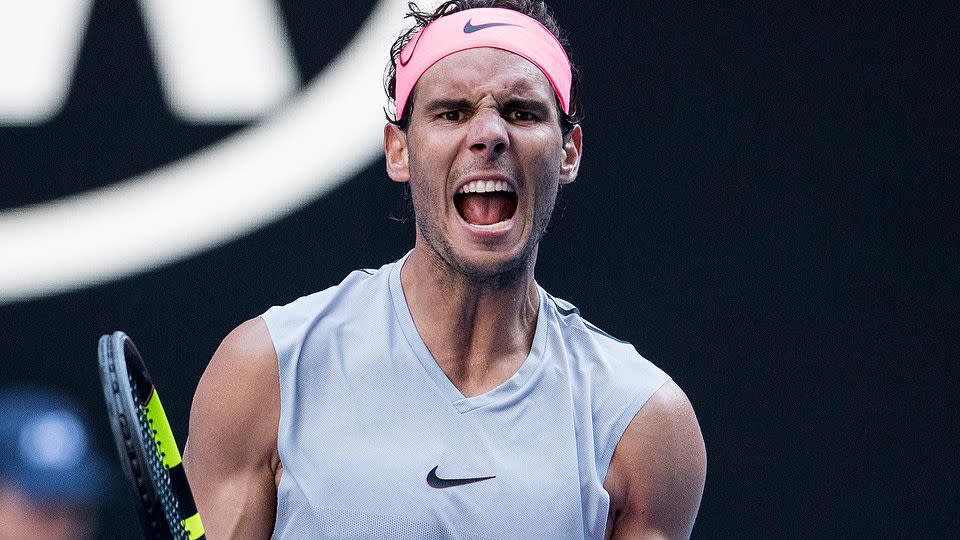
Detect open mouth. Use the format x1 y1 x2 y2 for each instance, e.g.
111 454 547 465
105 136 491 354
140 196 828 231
454 180 518 227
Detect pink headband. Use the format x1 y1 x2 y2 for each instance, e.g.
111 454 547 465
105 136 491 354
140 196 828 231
394 8 572 120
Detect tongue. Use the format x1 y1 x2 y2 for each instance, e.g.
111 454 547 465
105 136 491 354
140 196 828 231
458 193 513 226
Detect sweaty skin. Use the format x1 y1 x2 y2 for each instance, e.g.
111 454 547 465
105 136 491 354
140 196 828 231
185 47 705 539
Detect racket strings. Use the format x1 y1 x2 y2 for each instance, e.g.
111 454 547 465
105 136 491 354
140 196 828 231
131 374 188 540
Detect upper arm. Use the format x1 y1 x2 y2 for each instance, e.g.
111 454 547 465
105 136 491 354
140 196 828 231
182 317 280 539
604 380 707 540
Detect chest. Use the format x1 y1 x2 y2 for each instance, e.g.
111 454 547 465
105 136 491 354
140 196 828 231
277 354 589 538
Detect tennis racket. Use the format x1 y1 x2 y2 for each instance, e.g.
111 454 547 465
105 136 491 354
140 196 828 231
97 331 205 540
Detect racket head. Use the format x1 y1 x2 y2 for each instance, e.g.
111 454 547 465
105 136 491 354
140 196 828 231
97 331 180 540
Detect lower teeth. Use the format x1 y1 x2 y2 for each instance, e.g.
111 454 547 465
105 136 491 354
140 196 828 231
475 219 509 228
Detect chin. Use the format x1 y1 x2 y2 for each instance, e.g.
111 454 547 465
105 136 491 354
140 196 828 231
461 249 529 279
432 234 535 285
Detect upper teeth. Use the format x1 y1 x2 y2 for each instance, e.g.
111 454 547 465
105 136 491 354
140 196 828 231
458 180 514 194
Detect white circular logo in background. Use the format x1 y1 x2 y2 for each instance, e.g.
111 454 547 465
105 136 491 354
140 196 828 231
0 0 410 304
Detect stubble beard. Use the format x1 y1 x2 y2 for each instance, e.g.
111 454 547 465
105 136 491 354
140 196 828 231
410 175 558 289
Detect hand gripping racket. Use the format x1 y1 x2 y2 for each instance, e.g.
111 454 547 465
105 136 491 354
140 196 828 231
98 331 205 540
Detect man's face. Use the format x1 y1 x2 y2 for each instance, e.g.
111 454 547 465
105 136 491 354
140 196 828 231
385 48 582 281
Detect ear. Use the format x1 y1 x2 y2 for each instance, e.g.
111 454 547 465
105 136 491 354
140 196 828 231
559 124 583 185
384 123 410 183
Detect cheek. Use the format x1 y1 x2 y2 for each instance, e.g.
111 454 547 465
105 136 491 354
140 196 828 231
522 129 566 168
524 145 564 192
408 133 461 180
406 155 449 218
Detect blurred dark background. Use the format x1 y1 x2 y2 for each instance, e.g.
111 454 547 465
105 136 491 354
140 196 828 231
0 1 954 537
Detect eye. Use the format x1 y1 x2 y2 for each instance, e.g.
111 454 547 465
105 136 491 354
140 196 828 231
507 110 538 122
441 110 463 122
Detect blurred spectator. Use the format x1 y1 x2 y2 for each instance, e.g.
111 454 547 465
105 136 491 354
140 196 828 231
0 388 106 540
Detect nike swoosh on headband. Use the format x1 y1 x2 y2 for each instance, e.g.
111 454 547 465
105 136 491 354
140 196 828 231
463 19 521 33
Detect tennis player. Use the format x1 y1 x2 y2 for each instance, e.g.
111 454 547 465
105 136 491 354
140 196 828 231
184 1 706 538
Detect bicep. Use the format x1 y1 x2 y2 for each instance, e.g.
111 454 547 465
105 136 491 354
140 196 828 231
182 317 280 539
605 381 707 540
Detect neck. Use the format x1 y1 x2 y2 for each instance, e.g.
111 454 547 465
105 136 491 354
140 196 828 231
400 243 541 397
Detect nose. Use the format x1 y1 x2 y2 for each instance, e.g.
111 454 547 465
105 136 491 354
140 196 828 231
467 108 509 159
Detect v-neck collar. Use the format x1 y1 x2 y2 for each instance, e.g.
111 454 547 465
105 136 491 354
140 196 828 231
389 251 550 414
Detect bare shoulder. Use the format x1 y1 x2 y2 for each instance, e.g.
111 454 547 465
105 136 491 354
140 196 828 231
187 317 279 457
195 317 278 399
604 380 707 540
183 317 280 539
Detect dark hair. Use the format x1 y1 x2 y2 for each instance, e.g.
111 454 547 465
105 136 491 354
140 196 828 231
383 0 583 134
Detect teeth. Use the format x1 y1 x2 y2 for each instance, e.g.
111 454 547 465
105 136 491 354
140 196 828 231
471 219 511 231
457 180 515 194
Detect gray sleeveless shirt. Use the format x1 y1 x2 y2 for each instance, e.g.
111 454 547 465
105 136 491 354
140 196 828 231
262 254 670 539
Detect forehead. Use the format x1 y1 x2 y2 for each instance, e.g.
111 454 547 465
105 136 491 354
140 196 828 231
414 48 555 103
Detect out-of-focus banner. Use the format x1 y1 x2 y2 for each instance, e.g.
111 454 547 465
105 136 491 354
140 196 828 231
0 0 412 303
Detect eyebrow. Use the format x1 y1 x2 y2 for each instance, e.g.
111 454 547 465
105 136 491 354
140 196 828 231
421 98 474 114
420 97 554 116
502 98 552 116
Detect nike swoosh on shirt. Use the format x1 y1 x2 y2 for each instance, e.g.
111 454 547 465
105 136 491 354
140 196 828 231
463 20 521 33
426 466 496 488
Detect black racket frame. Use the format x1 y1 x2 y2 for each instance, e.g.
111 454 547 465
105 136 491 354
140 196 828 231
98 331 183 540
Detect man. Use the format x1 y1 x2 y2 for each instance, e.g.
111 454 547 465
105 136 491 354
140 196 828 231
184 1 706 538
0 388 105 540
